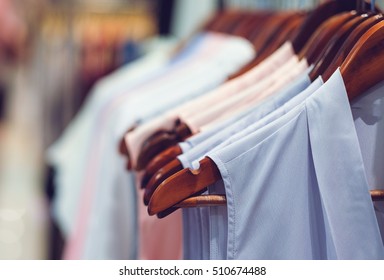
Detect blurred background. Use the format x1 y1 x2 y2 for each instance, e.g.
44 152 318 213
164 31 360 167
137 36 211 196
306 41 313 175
0 0 383 259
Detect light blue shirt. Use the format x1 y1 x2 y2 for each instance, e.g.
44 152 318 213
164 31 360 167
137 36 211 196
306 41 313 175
207 69 383 259
181 74 322 259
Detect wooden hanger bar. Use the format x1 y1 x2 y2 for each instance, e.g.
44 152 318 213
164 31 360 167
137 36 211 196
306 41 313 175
173 190 384 209
371 190 384 201
175 195 227 208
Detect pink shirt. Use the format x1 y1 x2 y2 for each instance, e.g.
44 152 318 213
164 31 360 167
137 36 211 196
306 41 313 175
135 172 183 259
189 58 309 133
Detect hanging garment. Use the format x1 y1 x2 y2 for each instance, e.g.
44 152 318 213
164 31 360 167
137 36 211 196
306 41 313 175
204 69 383 259
180 76 323 259
59 32 255 260
124 42 296 169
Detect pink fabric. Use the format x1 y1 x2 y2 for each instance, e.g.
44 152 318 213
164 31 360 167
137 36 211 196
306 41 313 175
186 56 307 133
180 42 296 119
135 172 183 260
125 42 294 169
63 33 226 260
199 59 309 132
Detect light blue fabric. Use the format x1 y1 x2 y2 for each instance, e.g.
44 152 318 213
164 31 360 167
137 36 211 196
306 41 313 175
182 193 211 260
202 77 322 259
350 81 384 244
181 76 323 171
179 74 320 259
182 208 202 259
179 70 312 154
207 69 384 259
202 76 323 161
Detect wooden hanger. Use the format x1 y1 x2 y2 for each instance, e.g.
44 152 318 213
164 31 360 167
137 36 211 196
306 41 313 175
249 12 301 54
249 13 307 64
232 11 276 40
309 12 373 81
340 20 384 99
227 13 303 80
299 11 358 64
156 194 227 219
148 157 220 215
227 0 359 81
291 0 358 53
135 122 191 170
322 13 383 82
201 10 232 32
144 158 183 205
206 10 246 33
148 155 384 217
140 145 182 189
